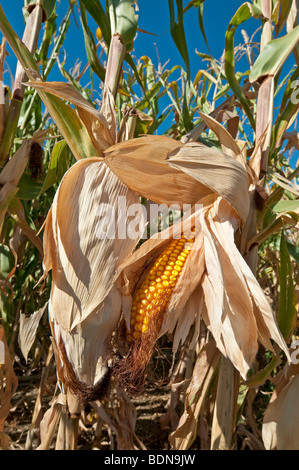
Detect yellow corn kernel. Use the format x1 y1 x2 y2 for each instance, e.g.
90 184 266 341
126 232 197 342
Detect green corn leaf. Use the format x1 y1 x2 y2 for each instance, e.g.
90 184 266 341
17 173 42 200
169 0 191 79
79 0 111 45
79 1 106 82
183 0 210 52
39 140 69 195
274 0 293 36
224 3 260 129
278 231 297 341
0 245 14 280
108 0 139 46
286 241 299 263
250 25 299 82
272 199 299 213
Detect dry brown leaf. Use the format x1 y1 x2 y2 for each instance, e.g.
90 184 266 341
19 303 47 362
167 142 250 223
37 393 65 450
0 139 30 186
263 374 299 450
104 135 213 207
27 80 116 154
169 339 220 450
216 109 240 139
43 157 146 391
200 198 289 378
198 111 246 166
254 75 274 176
210 356 240 450
0 325 18 448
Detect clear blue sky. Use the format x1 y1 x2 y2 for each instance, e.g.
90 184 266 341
1 0 258 87
1 0 297 169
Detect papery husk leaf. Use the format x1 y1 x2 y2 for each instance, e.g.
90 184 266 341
210 355 240 450
167 142 250 223
37 393 65 450
8 197 43 256
118 195 215 333
201 198 290 377
171 285 203 352
104 135 213 207
0 139 30 227
263 374 299 450
0 325 18 439
198 111 246 166
44 158 145 387
0 139 30 186
19 304 47 362
169 339 220 450
201 200 258 378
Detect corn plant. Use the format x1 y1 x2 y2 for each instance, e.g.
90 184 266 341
0 0 298 451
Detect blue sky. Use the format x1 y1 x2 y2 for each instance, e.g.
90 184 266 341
0 0 297 168
1 0 258 86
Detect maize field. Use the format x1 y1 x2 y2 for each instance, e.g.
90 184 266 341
0 0 298 453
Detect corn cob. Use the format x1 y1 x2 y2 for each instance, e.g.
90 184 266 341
126 227 198 343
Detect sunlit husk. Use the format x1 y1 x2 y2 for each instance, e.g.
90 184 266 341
200 198 289 378
263 362 299 450
118 197 214 336
104 135 213 207
166 142 250 223
117 196 289 382
169 339 220 450
43 158 146 392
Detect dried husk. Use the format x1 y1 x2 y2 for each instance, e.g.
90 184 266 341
200 198 289 378
262 361 299 450
197 111 246 166
0 325 18 449
116 196 289 384
0 139 30 227
104 135 213 207
166 142 250 224
169 339 220 450
43 157 146 397
19 303 47 362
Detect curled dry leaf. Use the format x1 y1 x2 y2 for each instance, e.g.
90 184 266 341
166 142 250 223
114 197 289 390
0 325 18 449
43 157 146 400
201 198 289 377
104 135 213 207
27 81 116 156
169 339 220 450
198 111 246 166
262 361 299 450
19 303 48 363
0 139 30 227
